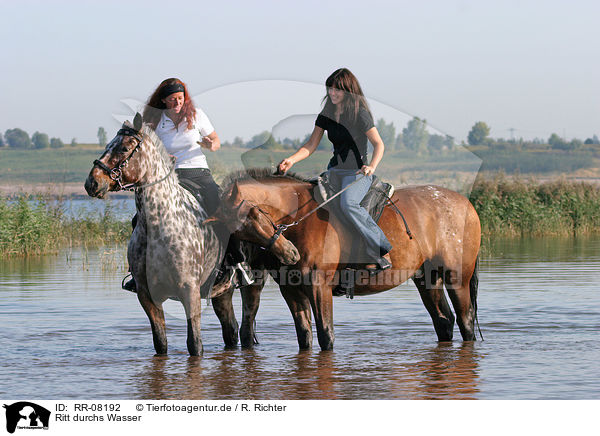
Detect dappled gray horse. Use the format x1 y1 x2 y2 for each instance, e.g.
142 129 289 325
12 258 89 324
84 113 239 355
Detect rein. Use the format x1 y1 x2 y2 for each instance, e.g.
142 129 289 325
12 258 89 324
264 175 366 248
254 174 413 249
93 128 175 192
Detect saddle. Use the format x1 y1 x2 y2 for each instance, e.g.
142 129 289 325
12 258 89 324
310 173 396 299
178 178 209 212
311 172 394 224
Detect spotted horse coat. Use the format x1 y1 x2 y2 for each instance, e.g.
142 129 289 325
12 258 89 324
85 114 236 355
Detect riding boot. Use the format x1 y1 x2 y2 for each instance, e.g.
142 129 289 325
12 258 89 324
123 215 139 292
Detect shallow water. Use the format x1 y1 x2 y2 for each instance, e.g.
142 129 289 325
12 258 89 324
0 238 598 400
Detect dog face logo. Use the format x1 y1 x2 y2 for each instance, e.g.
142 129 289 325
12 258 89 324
3 402 50 434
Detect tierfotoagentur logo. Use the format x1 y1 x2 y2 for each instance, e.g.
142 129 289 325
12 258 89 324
3 402 50 434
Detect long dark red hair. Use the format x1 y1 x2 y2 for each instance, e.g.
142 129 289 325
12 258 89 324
321 68 371 122
143 78 197 130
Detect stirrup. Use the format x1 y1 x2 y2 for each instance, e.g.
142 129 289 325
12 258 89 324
365 256 392 276
121 273 137 292
234 262 255 287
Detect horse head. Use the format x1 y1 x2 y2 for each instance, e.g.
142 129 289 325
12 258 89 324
84 113 147 198
205 181 300 265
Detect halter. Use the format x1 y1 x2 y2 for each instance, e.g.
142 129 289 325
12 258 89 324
93 127 175 192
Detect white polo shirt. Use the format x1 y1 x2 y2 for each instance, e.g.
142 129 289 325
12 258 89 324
155 107 215 169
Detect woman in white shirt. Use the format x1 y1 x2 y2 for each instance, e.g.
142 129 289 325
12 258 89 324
143 77 221 213
123 78 250 291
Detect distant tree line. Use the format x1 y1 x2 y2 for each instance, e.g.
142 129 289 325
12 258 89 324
466 121 600 152
221 118 599 155
1 128 76 149
221 116 456 155
3 121 598 156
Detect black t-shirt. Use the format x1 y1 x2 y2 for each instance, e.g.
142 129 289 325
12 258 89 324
315 106 375 169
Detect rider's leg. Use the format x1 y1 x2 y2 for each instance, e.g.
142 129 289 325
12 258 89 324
177 168 254 287
122 213 138 292
337 171 392 269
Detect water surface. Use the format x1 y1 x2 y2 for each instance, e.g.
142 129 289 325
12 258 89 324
0 238 598 399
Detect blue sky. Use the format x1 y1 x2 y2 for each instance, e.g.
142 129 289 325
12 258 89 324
1 0 599 143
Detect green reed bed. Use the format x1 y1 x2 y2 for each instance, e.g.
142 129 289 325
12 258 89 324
2 177 600 257
469 176 600 237
0 195 129 258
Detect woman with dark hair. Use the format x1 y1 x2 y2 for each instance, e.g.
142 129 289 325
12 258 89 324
277 68 392 271
123 78 251 291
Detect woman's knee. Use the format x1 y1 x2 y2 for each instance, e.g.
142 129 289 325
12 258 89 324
204 183 221 215
339 192 361 211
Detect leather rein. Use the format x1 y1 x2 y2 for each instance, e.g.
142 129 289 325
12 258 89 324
240 176 366 249
93 127 175 192
242 175 413 249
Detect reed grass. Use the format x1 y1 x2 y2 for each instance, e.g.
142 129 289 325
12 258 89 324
469 175 600 237
0 195 129 258
2 176 600 258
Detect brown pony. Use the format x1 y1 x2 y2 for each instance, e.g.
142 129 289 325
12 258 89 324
207 169 481 350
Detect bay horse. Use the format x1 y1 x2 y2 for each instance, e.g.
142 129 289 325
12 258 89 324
207 168 481 351
84 113 239 356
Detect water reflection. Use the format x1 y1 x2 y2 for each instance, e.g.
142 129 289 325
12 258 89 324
484 236 600 262
128 343 481 400
401 343 480 400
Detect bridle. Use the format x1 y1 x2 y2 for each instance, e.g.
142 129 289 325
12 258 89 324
233 200 291 249
93 127 174 191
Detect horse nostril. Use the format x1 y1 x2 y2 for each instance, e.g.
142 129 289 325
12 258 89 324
285 246 301 264
84 177 98 196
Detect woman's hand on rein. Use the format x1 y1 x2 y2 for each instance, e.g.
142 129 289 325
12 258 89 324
358 165 375 176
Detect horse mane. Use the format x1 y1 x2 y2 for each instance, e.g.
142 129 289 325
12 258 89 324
221 167 314 191
140 123 172 166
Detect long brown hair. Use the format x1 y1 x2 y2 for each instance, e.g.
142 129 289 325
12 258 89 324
322 68 371 122
143 78 197 130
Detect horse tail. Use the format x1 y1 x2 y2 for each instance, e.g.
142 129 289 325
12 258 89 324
469 255 484 340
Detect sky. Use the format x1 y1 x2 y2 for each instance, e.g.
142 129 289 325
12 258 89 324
1 0 599 143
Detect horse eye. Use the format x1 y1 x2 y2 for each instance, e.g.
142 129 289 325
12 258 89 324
119 138 134 151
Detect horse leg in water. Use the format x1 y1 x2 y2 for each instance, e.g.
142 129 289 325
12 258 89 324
446 262 478 341
305 275 334 351
412 263 455 341
240 276 266 348
280 284 313 350
137 289 168 355
211 287 239 348
182 288 203 356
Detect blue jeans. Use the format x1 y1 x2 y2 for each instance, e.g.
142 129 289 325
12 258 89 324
327 168 392 261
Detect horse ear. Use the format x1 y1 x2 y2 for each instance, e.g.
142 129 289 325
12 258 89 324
133 112 143 131
230 182 241 203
